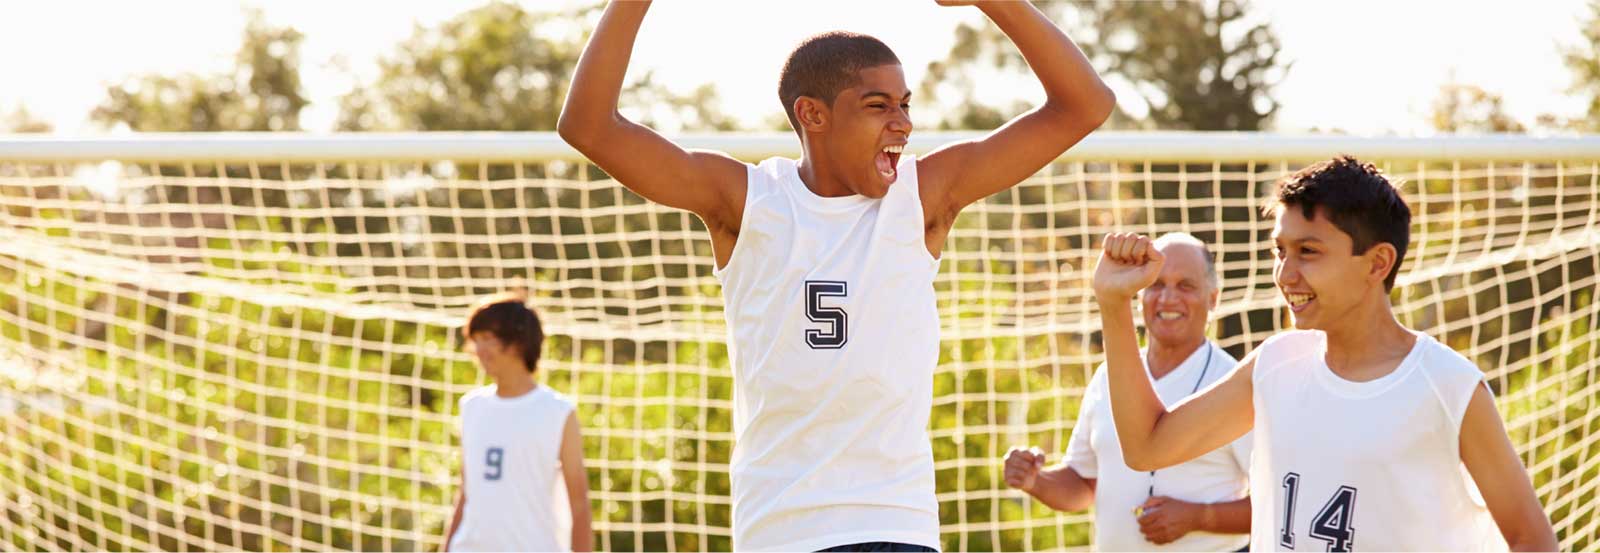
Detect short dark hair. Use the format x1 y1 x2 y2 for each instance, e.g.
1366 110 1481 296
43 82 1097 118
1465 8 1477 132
463 293 543 373
1264 155 1411 291
778 31 900 134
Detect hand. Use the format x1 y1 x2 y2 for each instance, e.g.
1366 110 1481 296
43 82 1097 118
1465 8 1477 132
1135 496 1204 545
1003 446 1047 492
1093 233 1164 304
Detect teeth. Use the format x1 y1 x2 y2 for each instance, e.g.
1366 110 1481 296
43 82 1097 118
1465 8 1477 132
1157 312 1183 320
1286 293 1315 306
882 145 904 154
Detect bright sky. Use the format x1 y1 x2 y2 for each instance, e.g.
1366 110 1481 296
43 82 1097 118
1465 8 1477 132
0 0 1588 135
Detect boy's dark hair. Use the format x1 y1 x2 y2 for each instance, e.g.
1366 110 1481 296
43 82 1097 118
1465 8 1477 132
1264 155 1412 291
463 293 543 373
778 31 901 135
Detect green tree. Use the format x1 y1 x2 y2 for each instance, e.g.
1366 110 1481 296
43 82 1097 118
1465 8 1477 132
338 1 736 132
91 11 307 131
922 0 1286 131
1 104 52 133
1563 0 1600 131
1430 82 1526 133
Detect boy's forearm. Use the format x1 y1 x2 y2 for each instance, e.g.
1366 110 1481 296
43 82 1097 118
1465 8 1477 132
1099 297 1164 470
979 1 1114 116
559 0 651 139
570 514 594 552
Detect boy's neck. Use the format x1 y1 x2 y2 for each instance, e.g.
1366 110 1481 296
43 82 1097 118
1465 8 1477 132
796 149 855 198
1320 295 1416 382
493 371 537 398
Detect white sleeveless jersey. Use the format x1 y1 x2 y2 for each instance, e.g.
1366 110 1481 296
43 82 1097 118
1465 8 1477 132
449 385 575 553
1249 330 1504 552
714 155 941 552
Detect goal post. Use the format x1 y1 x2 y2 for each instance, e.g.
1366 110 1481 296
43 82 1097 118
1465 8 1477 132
1 132 1596 551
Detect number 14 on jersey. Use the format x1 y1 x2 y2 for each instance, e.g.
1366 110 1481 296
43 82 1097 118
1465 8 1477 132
1280 472 1358 552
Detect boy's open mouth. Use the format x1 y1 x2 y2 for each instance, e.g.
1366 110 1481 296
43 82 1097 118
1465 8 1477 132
876 144 904 184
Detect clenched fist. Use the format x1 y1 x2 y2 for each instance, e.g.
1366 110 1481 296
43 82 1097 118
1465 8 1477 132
1003 446 1047 492
1093 232 1165 304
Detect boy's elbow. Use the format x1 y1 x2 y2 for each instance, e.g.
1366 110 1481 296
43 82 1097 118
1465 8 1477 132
1119 443 1163 472
1123 455 1159 473
1039 85 1115 143
556 112 590 148
557 104 614 150
1089 83 1116 123
1065 84 1116 130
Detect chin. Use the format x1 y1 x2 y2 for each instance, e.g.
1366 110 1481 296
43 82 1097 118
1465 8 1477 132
1288 314 1320 330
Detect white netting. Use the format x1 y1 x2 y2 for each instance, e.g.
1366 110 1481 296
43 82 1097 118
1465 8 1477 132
0 133 1596 551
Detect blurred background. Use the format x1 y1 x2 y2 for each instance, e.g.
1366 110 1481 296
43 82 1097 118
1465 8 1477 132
0 0 1594 136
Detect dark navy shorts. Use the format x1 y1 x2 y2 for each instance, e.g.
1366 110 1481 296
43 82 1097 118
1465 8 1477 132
817 542 938 552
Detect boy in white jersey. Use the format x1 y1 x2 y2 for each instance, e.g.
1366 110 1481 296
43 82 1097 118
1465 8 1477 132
444 293 594 552
1092 157 1556 551
559 1 1113 550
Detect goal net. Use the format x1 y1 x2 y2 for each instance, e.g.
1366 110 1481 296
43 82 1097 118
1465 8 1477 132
1 133 1596 551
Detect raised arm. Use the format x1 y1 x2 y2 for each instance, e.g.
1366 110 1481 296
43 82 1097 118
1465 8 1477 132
557 0 746 264
1458 385 1557 551
918 0 1115 222
1094 233 1255 471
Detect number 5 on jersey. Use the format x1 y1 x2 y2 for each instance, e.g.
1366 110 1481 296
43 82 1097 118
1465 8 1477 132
804 281 848 349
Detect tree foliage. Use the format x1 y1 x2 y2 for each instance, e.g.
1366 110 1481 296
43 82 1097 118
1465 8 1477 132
338 1 737 132
1430 82 1526 133
1562 0 1600 131
1 104 52 133
91 11 307 132
921 0 1286 131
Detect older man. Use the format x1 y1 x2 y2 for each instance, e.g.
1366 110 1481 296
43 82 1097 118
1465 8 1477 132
1005 233 1251 551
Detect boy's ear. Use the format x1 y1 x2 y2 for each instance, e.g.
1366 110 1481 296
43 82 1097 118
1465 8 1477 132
1366 242 1398 285
793 96 829 134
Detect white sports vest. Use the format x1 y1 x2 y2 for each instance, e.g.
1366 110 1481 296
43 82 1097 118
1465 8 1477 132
450 385 575 552
1249 330 1503 551
714 155 942 552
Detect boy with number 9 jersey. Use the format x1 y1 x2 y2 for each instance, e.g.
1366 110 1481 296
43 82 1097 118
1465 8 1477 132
444 293 594 552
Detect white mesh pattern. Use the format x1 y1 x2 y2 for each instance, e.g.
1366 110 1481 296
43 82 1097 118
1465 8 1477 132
0 134 1596 552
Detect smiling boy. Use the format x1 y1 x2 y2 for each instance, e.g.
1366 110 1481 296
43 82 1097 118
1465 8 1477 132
1092 156 1556 551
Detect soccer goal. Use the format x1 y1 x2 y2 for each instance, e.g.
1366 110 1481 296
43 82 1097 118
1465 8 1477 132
1 132 1596 552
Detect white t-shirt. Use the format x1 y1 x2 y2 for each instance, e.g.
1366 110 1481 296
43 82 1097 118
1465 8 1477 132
1249 330 1504 551
1068 340 1253 552
449 385 575 553
713 155 942 551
